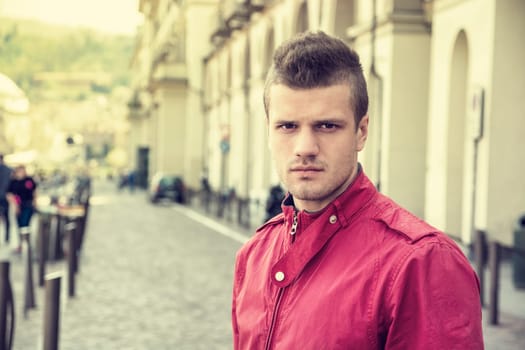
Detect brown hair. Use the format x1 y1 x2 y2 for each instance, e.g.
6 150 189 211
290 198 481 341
263 31 368 127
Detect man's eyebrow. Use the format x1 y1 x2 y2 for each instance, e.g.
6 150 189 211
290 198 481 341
271 118 295 124
314 118 348 124
270 117 349 125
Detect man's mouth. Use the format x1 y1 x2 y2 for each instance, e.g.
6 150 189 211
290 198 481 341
290 166 323 175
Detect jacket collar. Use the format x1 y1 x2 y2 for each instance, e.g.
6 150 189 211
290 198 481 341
272 166 378 288
281 165 377 229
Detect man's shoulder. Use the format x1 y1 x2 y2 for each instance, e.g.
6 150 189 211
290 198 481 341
237 214 284 257
366 196 471 281
370 194 441 244
256 213 285 233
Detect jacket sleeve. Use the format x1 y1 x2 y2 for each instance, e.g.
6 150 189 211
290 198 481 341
232 293 239 350
384 241 484 350
232 251 243 350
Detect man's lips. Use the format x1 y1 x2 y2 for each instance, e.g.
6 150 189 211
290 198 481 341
290 167 323 172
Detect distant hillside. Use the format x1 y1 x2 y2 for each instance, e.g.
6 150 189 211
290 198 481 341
0 17 134 100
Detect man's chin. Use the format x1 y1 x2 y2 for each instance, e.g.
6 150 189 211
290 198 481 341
288 187 326 202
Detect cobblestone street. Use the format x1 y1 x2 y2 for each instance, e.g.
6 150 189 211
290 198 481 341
5 179 242 349
1 179 525 349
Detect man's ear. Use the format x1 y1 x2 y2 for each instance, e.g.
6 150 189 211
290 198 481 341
356 114 369 151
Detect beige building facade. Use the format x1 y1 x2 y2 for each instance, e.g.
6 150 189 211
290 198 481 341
129 0 525 244
129 0 217 188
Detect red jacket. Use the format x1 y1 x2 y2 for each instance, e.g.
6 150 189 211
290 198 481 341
232 170 483 349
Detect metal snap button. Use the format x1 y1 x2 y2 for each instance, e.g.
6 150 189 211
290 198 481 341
275 271 285 282
329 215 337 224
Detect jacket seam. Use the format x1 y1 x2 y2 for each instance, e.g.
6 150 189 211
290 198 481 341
366 252 380 347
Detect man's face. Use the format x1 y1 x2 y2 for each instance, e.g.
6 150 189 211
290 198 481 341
267 84 368 212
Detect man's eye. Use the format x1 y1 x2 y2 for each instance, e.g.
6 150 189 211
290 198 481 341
278 123 296 130
318 123 337 129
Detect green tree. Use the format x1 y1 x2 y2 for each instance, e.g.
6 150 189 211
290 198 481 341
0 17 133 100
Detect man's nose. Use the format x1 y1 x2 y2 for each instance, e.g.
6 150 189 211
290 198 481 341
294 129 319 157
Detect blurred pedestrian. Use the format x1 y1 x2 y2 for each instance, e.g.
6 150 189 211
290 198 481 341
0 154 12 245
7 165 37 253
231 31 483 349
117 170 128 191
128 170 136 193
73 170 92 204
264 184 285 222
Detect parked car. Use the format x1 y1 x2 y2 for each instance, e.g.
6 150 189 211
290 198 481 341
148 173 187 204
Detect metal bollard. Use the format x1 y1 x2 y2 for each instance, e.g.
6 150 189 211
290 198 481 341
21 227 36 318
54 214 64 261
488 241 501 325
43 272 61 350
65 222 76 297
203 190 210 213
474 230 487 306
37 216 51 287
217 192 224 218
75 215 86 263
49 213 63 261
47 215 57 261
75 216 84 254
244 198 251 229
59 205 86 274
82 198 90 233
1 261 15 350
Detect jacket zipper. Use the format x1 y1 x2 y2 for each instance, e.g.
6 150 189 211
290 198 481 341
264 288 285 350
290 210 298 242
264 211 298 350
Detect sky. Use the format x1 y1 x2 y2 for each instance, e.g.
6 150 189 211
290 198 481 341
0 0 143 35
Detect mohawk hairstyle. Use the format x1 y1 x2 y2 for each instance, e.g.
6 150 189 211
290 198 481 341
263 31 368 126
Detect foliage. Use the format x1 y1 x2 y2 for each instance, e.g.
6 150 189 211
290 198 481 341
0 17 134 100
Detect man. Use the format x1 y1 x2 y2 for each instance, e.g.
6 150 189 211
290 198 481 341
231 31 483 349
0 154 12 245
7 165 37 253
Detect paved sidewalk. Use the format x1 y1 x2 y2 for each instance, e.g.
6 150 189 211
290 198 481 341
480 262 525 349
3 180 241 349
